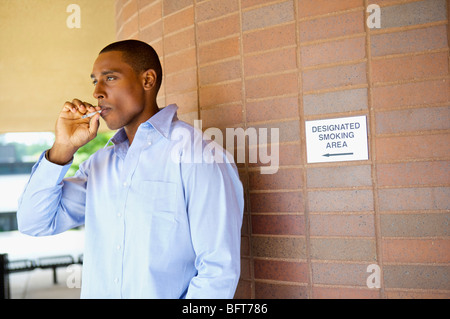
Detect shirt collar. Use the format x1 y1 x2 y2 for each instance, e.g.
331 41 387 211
108 104 179 146
148 103 178 139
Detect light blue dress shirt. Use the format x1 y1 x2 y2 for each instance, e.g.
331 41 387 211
17 104 244 299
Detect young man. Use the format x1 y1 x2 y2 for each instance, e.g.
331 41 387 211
17 40 244 298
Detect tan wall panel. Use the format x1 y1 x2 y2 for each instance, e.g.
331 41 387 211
0 0 116 133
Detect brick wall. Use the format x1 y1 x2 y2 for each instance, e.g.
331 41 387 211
115 0 450 298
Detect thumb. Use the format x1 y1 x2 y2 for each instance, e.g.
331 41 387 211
88 113 101 139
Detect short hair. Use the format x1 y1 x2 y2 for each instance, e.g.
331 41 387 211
100 40 163 92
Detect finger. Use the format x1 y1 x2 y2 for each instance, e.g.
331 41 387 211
63 101 76 113
72 99 87 114
85 103 96 113
88 113 101 138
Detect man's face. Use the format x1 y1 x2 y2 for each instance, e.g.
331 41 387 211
90 51 146 130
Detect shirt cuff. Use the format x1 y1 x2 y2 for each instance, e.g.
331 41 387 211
32 150 72 185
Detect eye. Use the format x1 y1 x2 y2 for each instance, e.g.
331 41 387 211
106 76 116 81
92 79 98 86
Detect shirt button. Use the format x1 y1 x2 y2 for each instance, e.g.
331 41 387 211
114 278 119 284
117 213 122 218
123 182 127 187
116 245 121 250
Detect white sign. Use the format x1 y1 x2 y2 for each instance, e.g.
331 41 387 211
305 115 369 163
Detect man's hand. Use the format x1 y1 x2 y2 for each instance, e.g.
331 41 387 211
48 99 101 165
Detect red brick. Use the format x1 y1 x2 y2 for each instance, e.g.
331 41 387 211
312 262 372 286
196 13 240 43
248 143 302 167
163 0 192 16
307 165 372 188
234 280 252 299
117 15 139 40
241 0 274 9
299 11 365 43
163 47 196 74
302 62 367 92
371 52 449 83
383 239 450 263
298 0 363 18
310 214 375 237
250 120 300 143
195 0 239 22
249 168 303 190
308 190 374 212
313 286 379 299
246 96 299 123
163 6 194 35
201 104 243 128
198 37 240 65
251 214 305 236
166 90 197 114
164 68 197 95
120 0 138 23
163 27 195 55
243 23 296 54
199 59 241 86
377 161 450 187
241 235 250 256
255 282 308 299
199 81 242 107
139 21 162 43
301 36 366 68
250 191 303 213
385 290 450 299
378 187 450 211
370 25 448 57
373 79 449 110
246 72 299 99
381 213 449 237
242 1 294 31
376 134 450 161
252 236 306 259
137 0 155 10
138 1 161 30
384 265 449 289
310 238 376 261
244 47 297 77
375 106 450 134
254 259 309 283
239 258 252 279
303 88 368 115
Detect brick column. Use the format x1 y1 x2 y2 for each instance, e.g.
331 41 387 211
114 0 450 299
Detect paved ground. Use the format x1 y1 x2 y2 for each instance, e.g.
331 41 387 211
1 230 84 299
9 266 81 299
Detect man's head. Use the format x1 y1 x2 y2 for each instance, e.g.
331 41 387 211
99 40 162 92
91 40 162 131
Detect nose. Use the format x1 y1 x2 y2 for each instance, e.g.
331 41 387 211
93 81 105 100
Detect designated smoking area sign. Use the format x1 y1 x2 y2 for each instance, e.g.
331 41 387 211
305 115 369 163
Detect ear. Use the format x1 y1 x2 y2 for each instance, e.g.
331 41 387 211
142 69 157 90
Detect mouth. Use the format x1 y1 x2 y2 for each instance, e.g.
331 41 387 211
99 106 112 117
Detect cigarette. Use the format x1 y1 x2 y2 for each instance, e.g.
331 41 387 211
81 110 102 119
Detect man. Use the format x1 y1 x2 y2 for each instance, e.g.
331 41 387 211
17 40 244 298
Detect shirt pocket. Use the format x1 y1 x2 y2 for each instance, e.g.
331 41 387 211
139 180 177 221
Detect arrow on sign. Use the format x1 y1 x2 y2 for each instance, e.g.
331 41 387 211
323 152 354 157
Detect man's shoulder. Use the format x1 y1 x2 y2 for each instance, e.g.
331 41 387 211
169 118 236 166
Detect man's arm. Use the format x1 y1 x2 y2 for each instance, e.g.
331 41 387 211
183 152 244 299
17 151 87 236
17 99 101 236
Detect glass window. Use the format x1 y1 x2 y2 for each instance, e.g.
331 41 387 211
0 131 114 231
